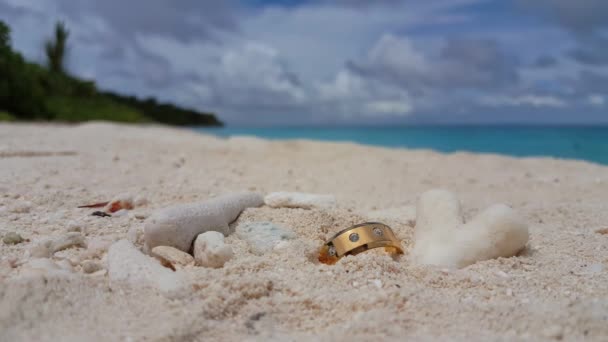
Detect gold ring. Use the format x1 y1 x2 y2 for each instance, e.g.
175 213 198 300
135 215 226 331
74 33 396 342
318 222 403 265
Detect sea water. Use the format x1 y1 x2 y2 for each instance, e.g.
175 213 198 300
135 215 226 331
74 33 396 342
194 126 608 165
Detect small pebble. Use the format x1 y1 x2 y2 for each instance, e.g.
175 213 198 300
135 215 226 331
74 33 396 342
81 260 103 274
92 211 111 217
235 221 295 255
584 263 603 274
51 232 87 252
3 232 24 245
134 212 148 220
127 227 144 245
18 258 72 278
90 269 107 277
67 221 84 233
84 237 114 259
68 256 81 266
151 246 194 269
29 240 54 258
30 233 86 258
134 195 148 206
107 240 189 298
56 259 74 272
193 231 233 268
113 209 129 217
495 270 510 278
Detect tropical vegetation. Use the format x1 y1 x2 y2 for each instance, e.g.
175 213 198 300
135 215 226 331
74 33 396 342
0 20 222 126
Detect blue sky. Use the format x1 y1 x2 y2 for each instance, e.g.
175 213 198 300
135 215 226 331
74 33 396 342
1 0 607 125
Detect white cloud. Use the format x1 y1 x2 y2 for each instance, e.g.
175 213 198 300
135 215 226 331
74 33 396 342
4 0 47 12
350 33 522 93
317 70 367 101
215 42 308 105
130 35 308 111
480 95 567 108
241 1 477 83
316 69 413 117
365 100 412 116
587 94 605 106
366 34 431 77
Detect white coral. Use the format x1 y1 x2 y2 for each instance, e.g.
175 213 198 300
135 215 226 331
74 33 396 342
144 192 263 252
411 189 529 268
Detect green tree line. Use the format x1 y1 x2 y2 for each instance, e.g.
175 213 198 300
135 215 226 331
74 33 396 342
0 20 222 126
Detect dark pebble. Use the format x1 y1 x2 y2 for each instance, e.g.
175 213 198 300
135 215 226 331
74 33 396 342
92 211 111 217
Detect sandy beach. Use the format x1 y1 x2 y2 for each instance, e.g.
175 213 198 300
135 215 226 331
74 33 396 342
1 122 607 341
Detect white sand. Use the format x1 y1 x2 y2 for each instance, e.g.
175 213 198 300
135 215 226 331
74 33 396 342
1 122 607 341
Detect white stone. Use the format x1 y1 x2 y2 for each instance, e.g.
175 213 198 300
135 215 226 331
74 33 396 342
107 240 189 298
81 260 103 274
151 246 194 269
495 270 510 278
585 263 603 274
113 209 129 217
144 192 263 252
132 212 149 220
90 269 107 277
52 232 87 252
235 221 295 255
23 258 60 271
29 241 54 258
18 258 72 278
29 232 87 258
411 189 529 269
264 192 336 210
127 226 144 245
56 259 74 272
83 237 114 259
66 220 85 233
193 232 233 268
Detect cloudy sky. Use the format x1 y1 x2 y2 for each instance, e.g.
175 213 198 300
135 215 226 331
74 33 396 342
1 0 607 125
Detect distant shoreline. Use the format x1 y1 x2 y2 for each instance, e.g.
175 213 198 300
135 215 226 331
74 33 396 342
194 125 608 165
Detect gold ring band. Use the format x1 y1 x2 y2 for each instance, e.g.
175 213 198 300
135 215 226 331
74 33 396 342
318 222 403 265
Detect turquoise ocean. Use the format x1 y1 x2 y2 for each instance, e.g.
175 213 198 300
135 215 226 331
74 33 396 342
194 126 608 165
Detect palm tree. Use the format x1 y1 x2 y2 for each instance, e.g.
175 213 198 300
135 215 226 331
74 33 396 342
45 21 69 74
0 20 10 50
